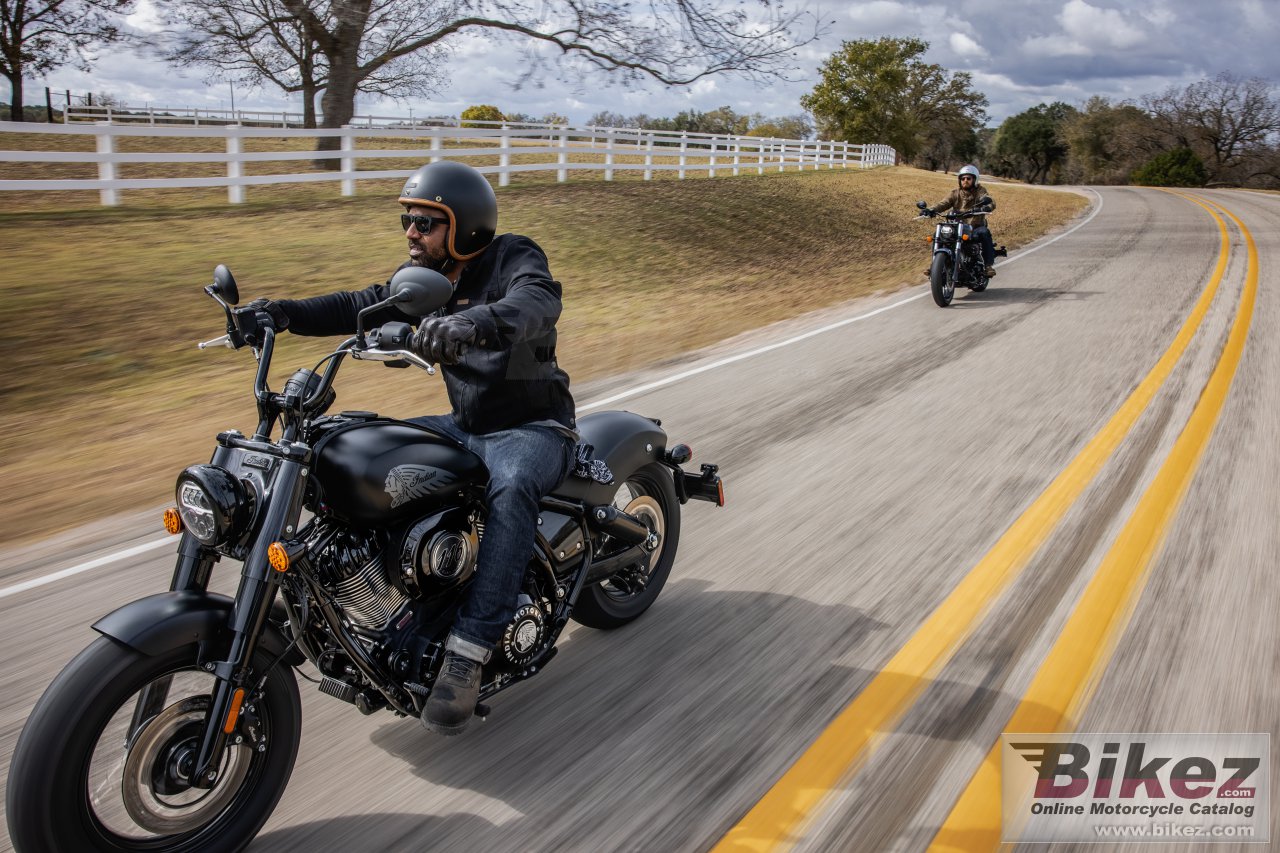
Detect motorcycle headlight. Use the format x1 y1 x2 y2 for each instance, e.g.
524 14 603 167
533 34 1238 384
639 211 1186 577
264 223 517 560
938 225 956 239
175 465 254 546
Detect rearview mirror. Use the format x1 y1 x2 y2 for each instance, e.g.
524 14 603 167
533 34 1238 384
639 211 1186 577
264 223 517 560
389 266 454 317
212 264 239 305
915 200 928 209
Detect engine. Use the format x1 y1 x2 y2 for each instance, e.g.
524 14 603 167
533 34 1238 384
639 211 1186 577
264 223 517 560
310 508 480 631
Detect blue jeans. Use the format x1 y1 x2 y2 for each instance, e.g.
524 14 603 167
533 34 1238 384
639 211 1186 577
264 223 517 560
408 415 575 663
974 226 995 267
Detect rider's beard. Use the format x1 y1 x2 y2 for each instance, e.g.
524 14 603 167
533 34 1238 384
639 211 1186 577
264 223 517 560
408 239 449 269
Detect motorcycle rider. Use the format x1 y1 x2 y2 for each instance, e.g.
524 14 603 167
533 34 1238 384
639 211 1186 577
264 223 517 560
247 160 577 735
928 164 998 277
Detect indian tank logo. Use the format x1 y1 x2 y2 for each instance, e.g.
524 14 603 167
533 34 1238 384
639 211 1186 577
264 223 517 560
385 465 457 508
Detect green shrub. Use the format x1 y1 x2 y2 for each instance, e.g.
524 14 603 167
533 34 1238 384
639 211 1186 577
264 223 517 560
1131 147 1207 187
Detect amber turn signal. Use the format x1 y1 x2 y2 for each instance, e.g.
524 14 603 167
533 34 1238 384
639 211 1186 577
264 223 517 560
961 233 970 241
223 688 246 734
268 542 290 573
163 507 183 535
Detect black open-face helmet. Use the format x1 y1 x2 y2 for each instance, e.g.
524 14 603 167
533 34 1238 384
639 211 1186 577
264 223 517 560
399 160 497 261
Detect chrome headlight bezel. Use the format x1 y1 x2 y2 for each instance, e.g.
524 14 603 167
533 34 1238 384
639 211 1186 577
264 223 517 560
175 465 254 547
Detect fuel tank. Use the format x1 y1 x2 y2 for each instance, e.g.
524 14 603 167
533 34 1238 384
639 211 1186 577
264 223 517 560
311 417 488 526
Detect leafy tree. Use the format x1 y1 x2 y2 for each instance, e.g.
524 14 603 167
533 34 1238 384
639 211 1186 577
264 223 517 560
163 0 821 164
460 103 505 126
990 102 1076 184
800 37 987 162
0 0 134 121
1131 147 1207 187
1059 96 1155 184
745 114 812 139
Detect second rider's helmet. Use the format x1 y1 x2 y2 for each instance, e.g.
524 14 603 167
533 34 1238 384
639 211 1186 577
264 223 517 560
957 164 980 185
399 160 498 261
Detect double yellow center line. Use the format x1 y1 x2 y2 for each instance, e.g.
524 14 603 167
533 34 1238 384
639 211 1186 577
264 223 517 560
928 194 1257 850
714 191 1247 852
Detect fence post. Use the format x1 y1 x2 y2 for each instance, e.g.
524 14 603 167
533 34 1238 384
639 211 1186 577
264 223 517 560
340 126 355 196
733 139 741 176
557 128 568 183
708 137 717 178
499 126 510 187
778 140 786 172
644 133 653 181
757 140 765 175
679 132 687 179
431 132 442 163
95 122 118 206
604 127 614 181
227 126 244 204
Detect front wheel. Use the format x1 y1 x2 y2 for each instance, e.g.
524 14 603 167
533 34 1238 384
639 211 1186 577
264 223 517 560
930 253 954 307
7 637 301 853
572 462 681 629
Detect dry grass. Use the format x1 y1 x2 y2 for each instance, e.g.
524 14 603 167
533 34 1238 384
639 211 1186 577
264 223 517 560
0 163 1086 545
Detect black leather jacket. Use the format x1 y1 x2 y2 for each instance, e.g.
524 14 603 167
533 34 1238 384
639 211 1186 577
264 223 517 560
278 234 575 435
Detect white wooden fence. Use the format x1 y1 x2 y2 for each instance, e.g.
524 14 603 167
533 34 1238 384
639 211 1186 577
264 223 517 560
0 120 897 207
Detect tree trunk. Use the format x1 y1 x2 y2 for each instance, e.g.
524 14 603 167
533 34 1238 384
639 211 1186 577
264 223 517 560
7 73 25 121
314 57 359 169
302 81 317 129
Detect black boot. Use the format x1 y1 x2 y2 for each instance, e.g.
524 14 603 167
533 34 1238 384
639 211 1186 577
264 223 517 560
422 652 482 736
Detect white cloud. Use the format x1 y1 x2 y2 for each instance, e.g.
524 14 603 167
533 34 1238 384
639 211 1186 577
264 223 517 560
125 0 164 33
1021 33 1091 57
1060 0 1147 49
950 33 985 56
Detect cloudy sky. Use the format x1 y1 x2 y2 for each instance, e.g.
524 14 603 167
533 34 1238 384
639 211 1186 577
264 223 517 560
34 0 1280 127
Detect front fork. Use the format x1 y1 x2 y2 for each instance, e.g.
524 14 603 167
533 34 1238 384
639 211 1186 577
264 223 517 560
138 458 308 789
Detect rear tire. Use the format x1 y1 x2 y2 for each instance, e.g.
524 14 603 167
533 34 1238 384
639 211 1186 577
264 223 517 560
930 253 954 307
7 637 301 853
572 463 681 629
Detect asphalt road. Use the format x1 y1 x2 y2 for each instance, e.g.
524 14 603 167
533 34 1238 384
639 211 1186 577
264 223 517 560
2 187 1276 852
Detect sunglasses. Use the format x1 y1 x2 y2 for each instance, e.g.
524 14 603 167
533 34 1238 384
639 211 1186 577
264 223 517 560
401 213 449 235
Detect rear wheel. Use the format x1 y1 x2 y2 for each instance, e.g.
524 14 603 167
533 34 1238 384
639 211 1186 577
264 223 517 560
930 253 954 307
7 637 301 853
572 463 681 629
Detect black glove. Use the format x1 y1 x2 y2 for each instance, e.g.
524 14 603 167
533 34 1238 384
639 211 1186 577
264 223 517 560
410 314 477 365
244 297 291 331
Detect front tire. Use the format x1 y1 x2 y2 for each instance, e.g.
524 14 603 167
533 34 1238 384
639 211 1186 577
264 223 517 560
572 463 681 629
930 253 954 307
7 637 301 853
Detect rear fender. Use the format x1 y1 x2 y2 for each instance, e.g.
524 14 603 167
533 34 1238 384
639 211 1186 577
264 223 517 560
552 411 667 504
93 590 299 665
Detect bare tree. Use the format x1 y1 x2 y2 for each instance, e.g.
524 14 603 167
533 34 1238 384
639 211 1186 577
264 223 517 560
0 0 134 121
1143 73 1280 183
159 0 449 128
163 0 821 163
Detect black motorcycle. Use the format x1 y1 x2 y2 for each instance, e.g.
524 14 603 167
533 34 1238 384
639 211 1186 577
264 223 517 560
915 199 1007 307
6 265 725 853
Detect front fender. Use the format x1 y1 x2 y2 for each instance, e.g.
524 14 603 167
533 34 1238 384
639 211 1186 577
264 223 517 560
93 590 296 663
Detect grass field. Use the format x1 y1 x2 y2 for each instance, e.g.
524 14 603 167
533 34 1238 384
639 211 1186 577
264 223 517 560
0 160 1087 545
